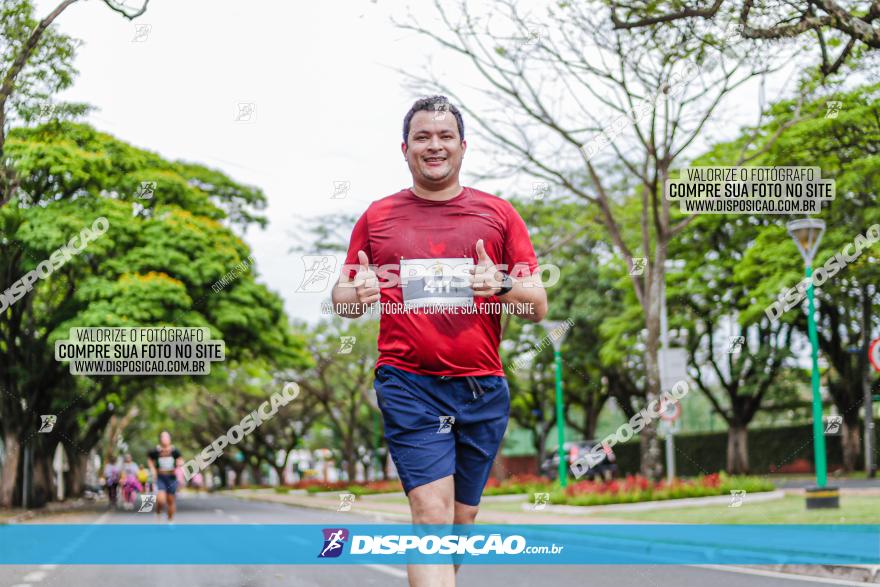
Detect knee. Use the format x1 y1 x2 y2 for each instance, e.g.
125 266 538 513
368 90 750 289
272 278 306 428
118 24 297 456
410 497 454 525
453 503 479 525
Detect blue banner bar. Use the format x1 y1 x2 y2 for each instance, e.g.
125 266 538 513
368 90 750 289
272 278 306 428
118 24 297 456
0 524 877 565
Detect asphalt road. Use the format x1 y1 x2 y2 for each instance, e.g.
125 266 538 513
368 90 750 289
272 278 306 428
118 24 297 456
0 492 869 587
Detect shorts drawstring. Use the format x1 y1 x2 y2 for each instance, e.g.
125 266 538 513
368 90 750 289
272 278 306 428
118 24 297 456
437 374 486 400
465 376 486 400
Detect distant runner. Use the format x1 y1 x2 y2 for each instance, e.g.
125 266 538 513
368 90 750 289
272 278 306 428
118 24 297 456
147 430 183 521
103 457 120 508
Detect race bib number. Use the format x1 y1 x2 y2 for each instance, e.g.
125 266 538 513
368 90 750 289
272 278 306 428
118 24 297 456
157 456 175 471
400 258 473 308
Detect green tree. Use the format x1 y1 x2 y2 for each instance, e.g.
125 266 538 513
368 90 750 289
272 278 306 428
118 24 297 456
502 197 645 473
398 0 782 478
731 83 880 470
166 360 320 487
0 0 150 206
291 317 382 482
0 122 307 507
608 0 879 76
667 211 799 473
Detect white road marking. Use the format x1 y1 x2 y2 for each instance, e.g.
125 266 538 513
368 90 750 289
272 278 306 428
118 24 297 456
11 501 111 587
365 564 408 579
696 565 875 585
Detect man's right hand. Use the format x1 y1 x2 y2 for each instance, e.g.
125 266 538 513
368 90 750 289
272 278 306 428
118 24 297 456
353 250 380 305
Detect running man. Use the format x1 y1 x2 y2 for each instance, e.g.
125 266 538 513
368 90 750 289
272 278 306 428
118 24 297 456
332 95 547 586
147 431 183 521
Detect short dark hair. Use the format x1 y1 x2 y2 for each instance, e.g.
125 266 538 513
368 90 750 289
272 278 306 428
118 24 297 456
402 95 465 144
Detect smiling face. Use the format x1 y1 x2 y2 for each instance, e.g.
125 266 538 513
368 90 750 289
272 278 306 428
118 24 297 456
402 110 466 189
159 430 171 447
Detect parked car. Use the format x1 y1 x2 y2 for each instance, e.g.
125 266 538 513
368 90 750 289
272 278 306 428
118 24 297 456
540 440 617 481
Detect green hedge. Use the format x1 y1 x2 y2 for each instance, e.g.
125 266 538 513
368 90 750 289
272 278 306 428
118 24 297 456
552 475 774 506
612 421 880 475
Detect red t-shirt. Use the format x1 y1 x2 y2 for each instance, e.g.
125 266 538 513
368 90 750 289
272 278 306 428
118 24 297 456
342 186 539 376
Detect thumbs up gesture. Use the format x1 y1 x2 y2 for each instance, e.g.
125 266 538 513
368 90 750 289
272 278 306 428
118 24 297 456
470 239 505 297
353 250 380 304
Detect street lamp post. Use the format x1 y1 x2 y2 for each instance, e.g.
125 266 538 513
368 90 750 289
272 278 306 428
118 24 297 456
542 320 572 488
786 219 838 509
292 421 303 483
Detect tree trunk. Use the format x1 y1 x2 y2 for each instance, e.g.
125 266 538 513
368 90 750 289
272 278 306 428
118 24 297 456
215 468 226 488
584 408 600 442
0 431 21 507
31 448 53 507
841 419 861 472
726 425 749 474
272 464 285 486
536 427 548 475
67 452 89 497
346 458 357 483
641 264 664 480
635 239 671 481
230 462 246 487
250 463 262 486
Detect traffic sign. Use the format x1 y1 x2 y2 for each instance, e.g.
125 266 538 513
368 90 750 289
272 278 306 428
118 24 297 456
659 419 681 435
659 347 688 391
870 338 880 373
659 399 681 422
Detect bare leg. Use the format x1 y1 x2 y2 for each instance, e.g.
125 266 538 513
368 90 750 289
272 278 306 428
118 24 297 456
407 476 455 587
166 493 176 521
155 490 166 517
452 501 478 574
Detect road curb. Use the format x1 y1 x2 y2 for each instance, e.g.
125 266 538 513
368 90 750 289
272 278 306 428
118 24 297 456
526 490 786 514
1 497 98 525
222 490 412 522
220 491 878 583
747 564 880 584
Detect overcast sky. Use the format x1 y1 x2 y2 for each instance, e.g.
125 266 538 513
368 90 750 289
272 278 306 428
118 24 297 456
42 0 790 327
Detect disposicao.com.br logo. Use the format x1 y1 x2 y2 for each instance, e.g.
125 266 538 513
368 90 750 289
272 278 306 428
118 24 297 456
318 528 349 558
317 527 563 559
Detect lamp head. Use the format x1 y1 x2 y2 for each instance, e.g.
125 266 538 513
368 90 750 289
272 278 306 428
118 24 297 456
786 218 826 266
541 320 572 352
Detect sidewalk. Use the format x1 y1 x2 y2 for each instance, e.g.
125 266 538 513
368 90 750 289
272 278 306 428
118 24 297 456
223 489 643 524
223 485 876 521
0 497 103 525
224 488 880 584
522 490 785 515
774 475 880 490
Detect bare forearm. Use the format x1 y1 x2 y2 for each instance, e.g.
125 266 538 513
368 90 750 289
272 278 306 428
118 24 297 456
500 280 547 323
331 281 368 318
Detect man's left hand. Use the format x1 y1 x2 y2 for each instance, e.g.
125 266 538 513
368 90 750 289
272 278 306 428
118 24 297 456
470 239 505 297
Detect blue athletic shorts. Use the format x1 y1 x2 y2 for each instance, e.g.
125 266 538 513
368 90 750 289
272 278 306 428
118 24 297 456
373 364 510 506
156 474 177 495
